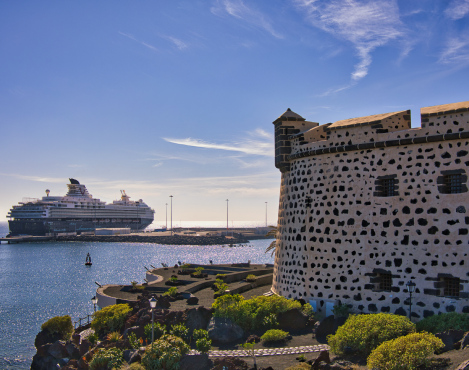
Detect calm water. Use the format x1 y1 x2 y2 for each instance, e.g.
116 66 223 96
0 222 274 369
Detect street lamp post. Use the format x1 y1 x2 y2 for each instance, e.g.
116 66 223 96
149 297 157 344
406 280 416 320
226 199 229 233
165 203 168 230
91 296 98 313
265 202 268 227
170 196 173 236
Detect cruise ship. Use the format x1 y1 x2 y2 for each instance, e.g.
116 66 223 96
7 178 155 236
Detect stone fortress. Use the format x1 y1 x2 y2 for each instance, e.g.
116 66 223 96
271 100 469 320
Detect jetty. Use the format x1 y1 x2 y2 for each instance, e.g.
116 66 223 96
0 236 53 244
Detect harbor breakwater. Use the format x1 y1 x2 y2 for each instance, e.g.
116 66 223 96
56 234 251 245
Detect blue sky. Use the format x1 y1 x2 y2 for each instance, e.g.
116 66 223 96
1 0 468 224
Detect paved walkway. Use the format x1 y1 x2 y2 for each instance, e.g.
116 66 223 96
189 344 330 357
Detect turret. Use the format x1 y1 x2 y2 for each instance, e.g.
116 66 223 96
272 108 318 173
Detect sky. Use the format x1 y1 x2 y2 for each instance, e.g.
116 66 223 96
1 0 469 225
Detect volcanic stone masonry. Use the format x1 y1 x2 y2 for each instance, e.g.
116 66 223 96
271 100 469 319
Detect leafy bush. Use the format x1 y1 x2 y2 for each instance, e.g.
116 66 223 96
212 294 303 331
246 274 257 282
416 312 469 334
261 329 289 342
367 332 444 370
106 331 122 343
196 337 212 354
169 276 178 283
181 263 191 270
332 303 350 318
88 332 99 345
91 304 131 335
141 334 190 370
131 281 138 289
144 322 166 341
128 332 141 350
193 329 209 342
327 313 416 357
262 313 279 329
169 323 190 344
163 287 178 297
213 279 229 294
41 315 73 340
301 303 314 318
89 348 123 370
195 267 204 273
216 274 226 279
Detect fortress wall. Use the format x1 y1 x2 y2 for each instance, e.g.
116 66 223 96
273 108 469 318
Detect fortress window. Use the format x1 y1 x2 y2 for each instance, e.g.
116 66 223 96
438 170 468 194
442 277 460 298
379 273 393 291
374 175 399 197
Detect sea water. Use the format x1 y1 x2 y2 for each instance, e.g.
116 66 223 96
0 222 275 369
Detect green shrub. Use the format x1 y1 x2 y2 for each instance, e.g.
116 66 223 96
106 331 122 342
367 332 444 370
91 304 131 335
196 337 212 354
181 263 191 270
89 348 123 370
416 312 469 334
88 332 99 345
216 274 226 279
131 281 138 289
195 267 204 273
163 287 178 297
212 294 303 331
128 332 140 350
262 313 279 329
261 329 289 342
213 279 229 294
327 313 416 357
169 276 178 283
169 323 190 344
141 334 190 370
41 315 73 340
193 329 209 342
144 322 166 341
332 303 350 318
246 274 257 282
301 303 315 318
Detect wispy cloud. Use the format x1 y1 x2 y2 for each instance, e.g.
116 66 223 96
119 31 158 51
317 82 356 97
445 0 469 20
294 0 403 82
161 35 188 50
211 0 284 39
439 35 469 64
152 162 163 168
163 129 273 157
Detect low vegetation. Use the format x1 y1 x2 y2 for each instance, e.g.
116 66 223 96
261 329 289 343
163 287 178 297
416 312 469 334
89 348 123 370
106 331 122 343
144 322 166 341
212 294 308 331
91 303 131 335
327 313 416 357
246 274 257 282
169 323 190 344
141 334 190 370
40 315 73 340
367 332 444 370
